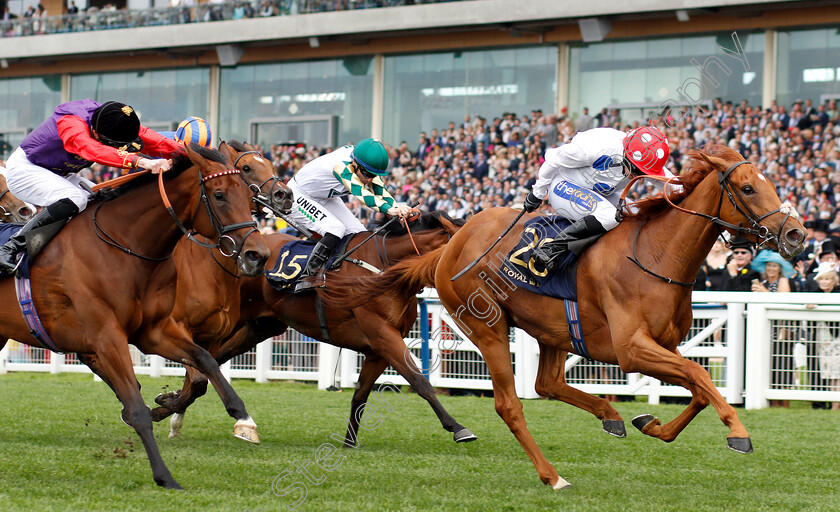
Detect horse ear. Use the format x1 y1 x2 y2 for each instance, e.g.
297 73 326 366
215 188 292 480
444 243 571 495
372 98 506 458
690 149 728 171
183 142 200 163
218 141 234 165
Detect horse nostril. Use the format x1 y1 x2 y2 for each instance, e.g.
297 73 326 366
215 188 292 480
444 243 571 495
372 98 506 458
19 207 32 218
786 229 804 243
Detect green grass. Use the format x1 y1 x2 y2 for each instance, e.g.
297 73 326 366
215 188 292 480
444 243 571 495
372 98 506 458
1 373 839 512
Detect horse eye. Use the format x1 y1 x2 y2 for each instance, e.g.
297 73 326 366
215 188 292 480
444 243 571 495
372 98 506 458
214 191 226 201
242 165 251 173
742 185 754 195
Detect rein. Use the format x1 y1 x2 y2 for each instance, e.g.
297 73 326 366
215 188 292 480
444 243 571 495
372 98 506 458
618 160 794 286
93 168 259 261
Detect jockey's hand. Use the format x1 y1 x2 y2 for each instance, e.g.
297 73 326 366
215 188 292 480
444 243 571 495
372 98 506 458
523 192 542 213
387 204 413 218
138 158 173 174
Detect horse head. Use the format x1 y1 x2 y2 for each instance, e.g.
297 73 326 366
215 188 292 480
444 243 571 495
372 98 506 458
695 146 805 259
0 173 34 223
182 143 270 276
219 140 293 215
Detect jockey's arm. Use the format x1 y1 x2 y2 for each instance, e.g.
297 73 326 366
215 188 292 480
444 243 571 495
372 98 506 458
57 116 181 172
531 142 592 200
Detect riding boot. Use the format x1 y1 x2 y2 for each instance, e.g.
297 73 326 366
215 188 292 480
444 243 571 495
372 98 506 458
294 233 341 293
0 198 79 275
532 216 608 272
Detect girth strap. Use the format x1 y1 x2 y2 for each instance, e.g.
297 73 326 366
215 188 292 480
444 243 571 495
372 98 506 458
315 292 331 344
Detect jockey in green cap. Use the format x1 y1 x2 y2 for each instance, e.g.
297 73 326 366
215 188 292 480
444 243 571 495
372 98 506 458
287 137 413 292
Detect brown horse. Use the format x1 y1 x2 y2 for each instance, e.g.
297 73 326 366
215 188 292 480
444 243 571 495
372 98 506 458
0 173 34 222
0 144 270 489
323 147 805 488
151 211 477 445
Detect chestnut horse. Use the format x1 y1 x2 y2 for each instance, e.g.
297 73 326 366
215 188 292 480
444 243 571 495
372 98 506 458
323 147 805 488
0 173 34 222
151 211 477 445
0 144 270 489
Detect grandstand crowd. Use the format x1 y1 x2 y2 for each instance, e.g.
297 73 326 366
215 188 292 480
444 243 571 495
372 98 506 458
259 96 840 236
3 96 840 240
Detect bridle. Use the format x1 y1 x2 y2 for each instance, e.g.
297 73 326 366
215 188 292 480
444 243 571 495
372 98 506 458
0 188 13 222
232 150 291 216
619 159 797 286
93 168 259 262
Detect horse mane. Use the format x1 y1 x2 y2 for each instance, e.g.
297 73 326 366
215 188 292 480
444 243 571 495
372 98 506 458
378 210 465 236
627 145 738 219
225 139 251 153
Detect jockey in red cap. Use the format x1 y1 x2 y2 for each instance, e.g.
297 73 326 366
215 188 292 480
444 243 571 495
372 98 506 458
522 125 672 270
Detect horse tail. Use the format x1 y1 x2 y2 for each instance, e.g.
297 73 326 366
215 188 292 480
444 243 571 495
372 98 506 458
321 246 445 322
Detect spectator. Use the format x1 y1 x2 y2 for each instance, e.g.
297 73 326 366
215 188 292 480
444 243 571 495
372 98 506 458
808 261 840 410
699 238 732 290
721 236 762 291
751 250 794 292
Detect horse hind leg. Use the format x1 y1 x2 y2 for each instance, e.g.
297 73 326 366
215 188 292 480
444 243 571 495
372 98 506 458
534 344 625 438
365 328 476 444
342 353 390 448
151 366 209 422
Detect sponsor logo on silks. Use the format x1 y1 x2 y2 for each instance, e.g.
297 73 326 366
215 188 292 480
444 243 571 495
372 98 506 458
593 182 615 195
554 181 598 211
295 196 328 221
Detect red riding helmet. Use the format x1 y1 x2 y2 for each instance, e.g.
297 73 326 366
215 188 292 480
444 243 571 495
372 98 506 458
622 126 670 176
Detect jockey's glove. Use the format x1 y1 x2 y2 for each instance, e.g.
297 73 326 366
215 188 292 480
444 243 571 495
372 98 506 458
523 192 542 213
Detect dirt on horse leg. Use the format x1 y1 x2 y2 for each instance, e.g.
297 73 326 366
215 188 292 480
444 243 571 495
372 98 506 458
84 341 182 489
534 344 625 437
151 366 209 424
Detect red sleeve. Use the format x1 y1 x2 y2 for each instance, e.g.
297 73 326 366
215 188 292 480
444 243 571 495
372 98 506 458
56 115 140 170
137 126 184 157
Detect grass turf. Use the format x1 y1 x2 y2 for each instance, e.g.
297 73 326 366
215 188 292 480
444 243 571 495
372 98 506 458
1 372 839 511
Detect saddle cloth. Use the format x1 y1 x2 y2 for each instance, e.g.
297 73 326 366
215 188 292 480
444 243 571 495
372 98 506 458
265 234 354 290
497 216 580 301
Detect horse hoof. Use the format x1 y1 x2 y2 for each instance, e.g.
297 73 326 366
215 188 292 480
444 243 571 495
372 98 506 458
552 477 572 490
727 437 753 453
453 428 477 443
631 414 657 432
158 479 184 490
233 417 260 444
603 419 626 438
154 391 179 407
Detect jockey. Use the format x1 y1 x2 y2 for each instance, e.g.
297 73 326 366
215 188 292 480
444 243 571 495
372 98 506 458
0 99 182 273
523 126 672 270
159 116 213 148
287 137 413 292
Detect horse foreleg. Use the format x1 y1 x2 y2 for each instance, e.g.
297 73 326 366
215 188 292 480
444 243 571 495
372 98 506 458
534 344 625 438
144 319 260 444
618 331 751 452
83 341 182 489
366 328 477 444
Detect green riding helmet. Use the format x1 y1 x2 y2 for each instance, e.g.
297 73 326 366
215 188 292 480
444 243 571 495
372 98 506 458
351 137 389 176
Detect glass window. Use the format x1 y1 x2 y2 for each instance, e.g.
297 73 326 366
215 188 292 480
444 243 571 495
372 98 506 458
219 58 374 150
0 76 61 159
569 32 764 125
70 68 209 131
777 28 840 108
383 46 556 146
